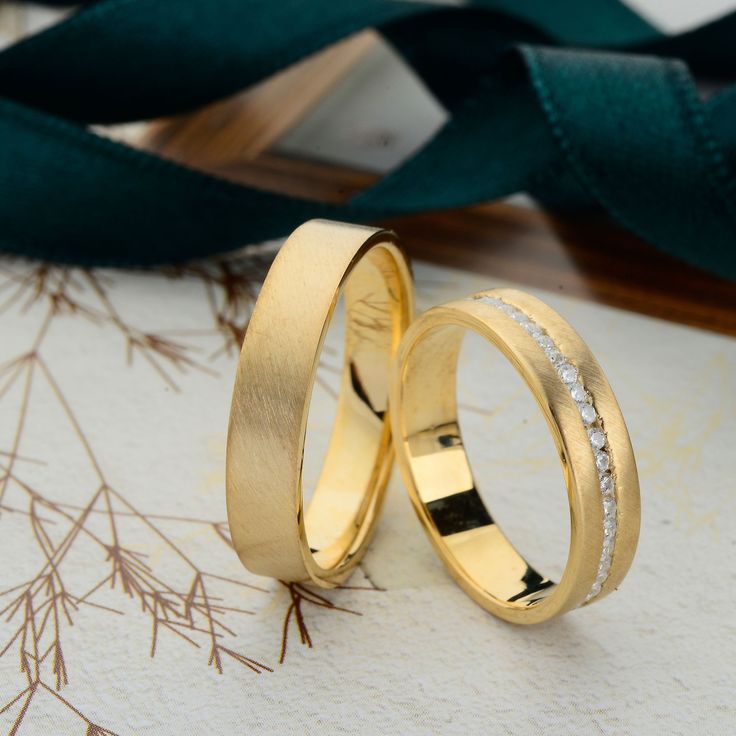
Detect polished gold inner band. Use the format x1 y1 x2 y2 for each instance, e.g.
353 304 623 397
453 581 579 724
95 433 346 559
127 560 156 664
390 289 640 623
226 219 413 586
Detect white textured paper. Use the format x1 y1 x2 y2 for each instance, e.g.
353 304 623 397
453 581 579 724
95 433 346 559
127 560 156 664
0 252 734 736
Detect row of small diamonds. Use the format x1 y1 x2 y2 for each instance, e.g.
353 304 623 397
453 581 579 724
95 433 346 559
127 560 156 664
470 294 616 602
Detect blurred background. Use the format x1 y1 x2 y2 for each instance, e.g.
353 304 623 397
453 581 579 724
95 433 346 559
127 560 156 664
4 0 736 335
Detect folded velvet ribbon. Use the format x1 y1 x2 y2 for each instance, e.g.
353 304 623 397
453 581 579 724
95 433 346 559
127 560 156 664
1 0 735 275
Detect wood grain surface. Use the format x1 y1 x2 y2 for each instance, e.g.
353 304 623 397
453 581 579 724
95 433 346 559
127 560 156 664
140 32 378 165
187 151 736 337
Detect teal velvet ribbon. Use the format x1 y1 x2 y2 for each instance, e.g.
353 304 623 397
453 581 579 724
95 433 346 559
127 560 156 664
0 0 735 276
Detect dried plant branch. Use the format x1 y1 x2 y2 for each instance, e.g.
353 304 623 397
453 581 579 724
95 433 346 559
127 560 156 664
0 256 385 733
278 581 361 664
0 260 268 732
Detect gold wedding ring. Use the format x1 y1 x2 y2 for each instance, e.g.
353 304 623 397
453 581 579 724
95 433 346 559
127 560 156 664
390 289 640 623
226 220 413 586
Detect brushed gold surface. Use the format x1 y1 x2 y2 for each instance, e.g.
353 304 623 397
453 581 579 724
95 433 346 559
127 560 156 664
226 219 414 586
390 289 640 623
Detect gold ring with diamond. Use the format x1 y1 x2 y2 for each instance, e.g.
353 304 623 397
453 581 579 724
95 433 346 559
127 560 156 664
390 288 640 623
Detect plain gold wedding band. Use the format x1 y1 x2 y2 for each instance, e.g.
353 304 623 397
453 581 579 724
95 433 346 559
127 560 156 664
226 219 414 586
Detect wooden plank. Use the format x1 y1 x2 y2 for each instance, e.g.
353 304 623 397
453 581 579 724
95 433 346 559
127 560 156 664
139 31 377 166
383 205 736 336
133 50 736 339
206 153 736 336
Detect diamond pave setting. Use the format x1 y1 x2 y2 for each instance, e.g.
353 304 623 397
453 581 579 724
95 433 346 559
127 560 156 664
470 294 617 603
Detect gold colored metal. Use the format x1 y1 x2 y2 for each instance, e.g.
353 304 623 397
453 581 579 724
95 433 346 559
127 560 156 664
226 219 414 586
390 289 640 623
